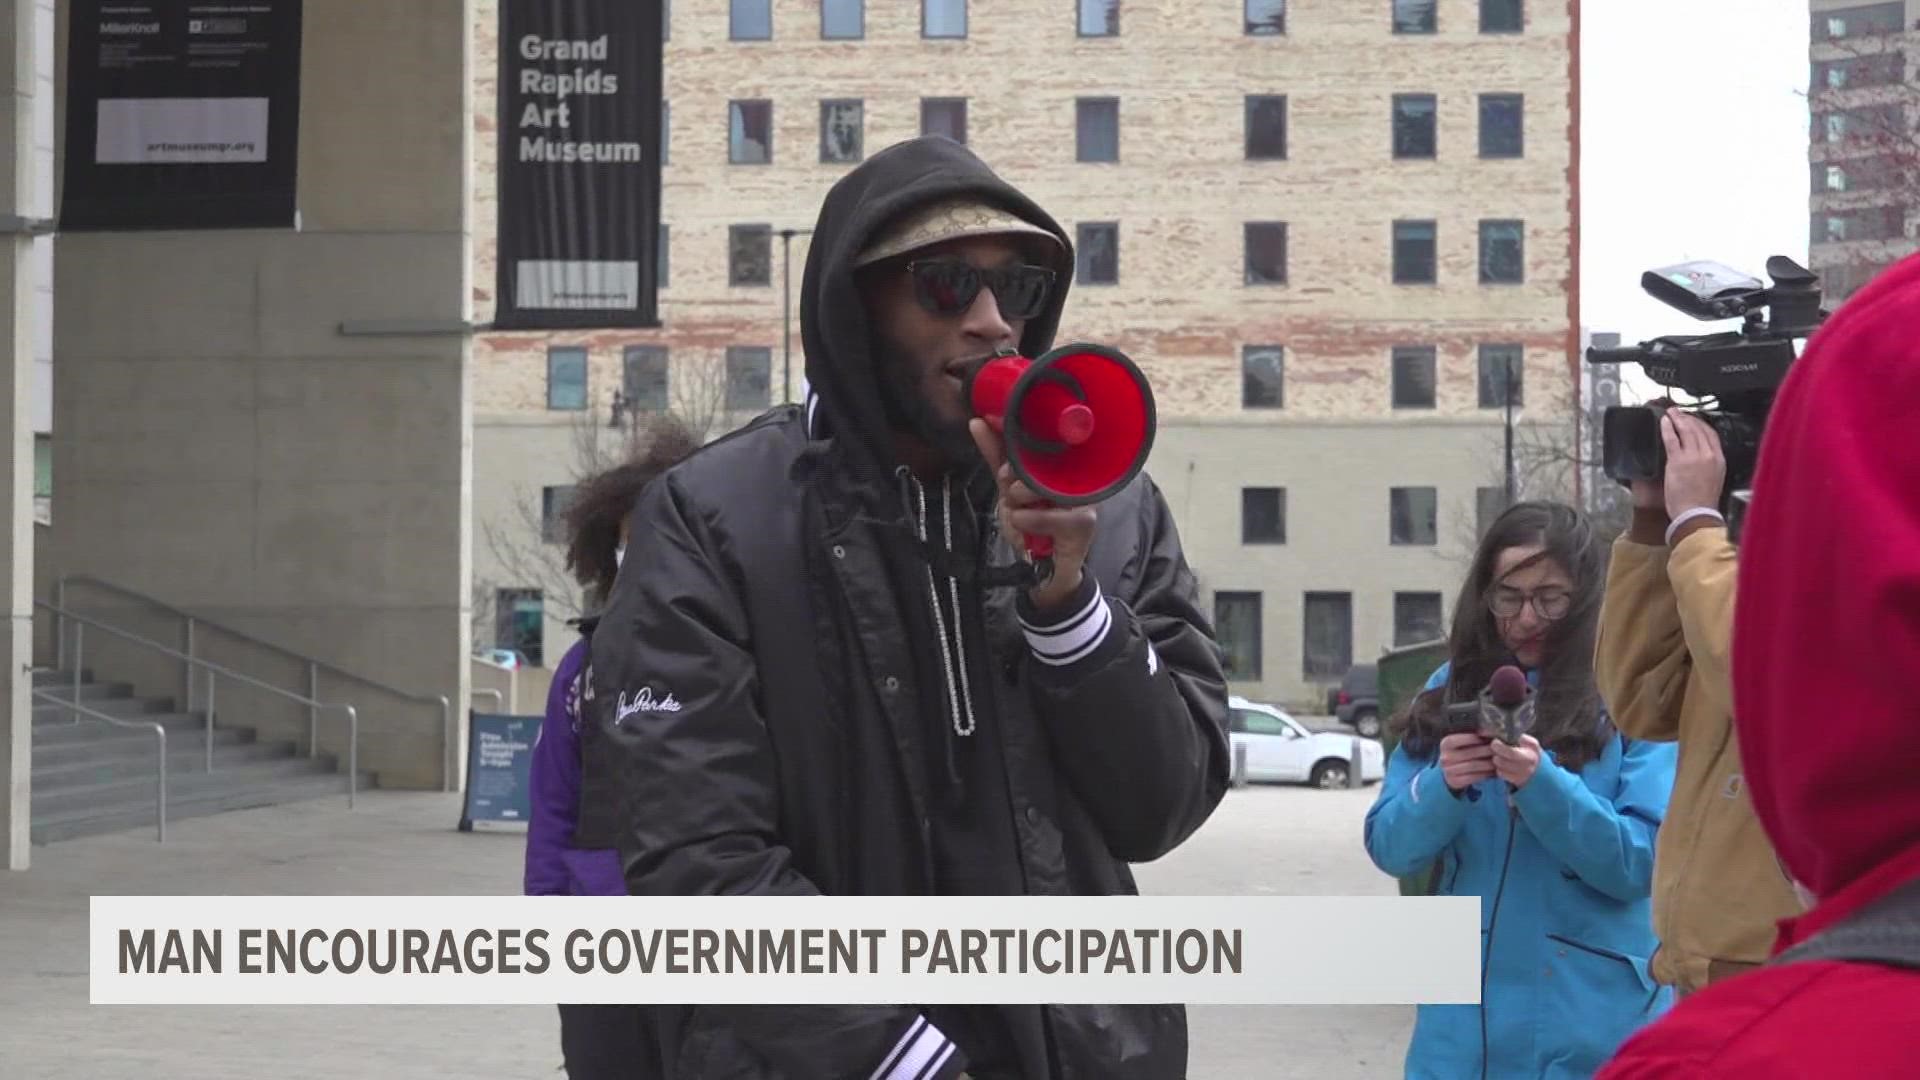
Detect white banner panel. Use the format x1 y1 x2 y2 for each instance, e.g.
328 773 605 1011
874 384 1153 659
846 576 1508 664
95 98 270 164
91 895 1479 1006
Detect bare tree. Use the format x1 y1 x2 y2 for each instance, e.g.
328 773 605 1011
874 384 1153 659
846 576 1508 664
669 352 738 444
480 358 737 633
1446 416 1631 562
470 578 497 653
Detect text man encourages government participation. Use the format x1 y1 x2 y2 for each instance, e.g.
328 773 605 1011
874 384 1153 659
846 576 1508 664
119 927 1245 977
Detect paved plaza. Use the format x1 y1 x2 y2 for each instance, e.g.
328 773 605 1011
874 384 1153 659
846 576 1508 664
0 781 1411 1078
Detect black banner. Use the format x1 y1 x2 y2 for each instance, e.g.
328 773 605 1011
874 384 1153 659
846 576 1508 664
495 0 664 330
60 1 302 231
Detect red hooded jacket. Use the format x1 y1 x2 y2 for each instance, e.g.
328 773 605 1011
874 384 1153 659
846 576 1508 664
1598 252 1920 1078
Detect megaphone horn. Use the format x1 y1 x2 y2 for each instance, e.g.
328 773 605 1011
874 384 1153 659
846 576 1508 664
964 342 1158 575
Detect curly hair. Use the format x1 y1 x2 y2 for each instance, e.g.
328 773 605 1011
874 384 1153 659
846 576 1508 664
1390 500 1612 771
563 414 703 610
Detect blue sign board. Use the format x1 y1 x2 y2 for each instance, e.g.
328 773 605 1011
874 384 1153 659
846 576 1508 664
458 712 540 832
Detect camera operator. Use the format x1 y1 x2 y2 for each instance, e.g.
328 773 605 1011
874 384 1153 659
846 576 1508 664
1594 407 1801 998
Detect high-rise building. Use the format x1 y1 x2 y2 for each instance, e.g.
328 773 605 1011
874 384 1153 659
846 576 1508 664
1580 329 1630 532
471 0 1580 709
1808 0 1918 304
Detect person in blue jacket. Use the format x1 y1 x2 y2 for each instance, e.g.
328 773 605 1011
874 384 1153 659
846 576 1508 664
524 415 699 1080
1365 501 1677 1079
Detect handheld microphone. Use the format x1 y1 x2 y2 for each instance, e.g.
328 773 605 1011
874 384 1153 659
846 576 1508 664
1482 665 1536 746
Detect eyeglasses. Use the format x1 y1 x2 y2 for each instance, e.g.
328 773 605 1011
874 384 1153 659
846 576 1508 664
1485 586 1573 622
906 259 1055 321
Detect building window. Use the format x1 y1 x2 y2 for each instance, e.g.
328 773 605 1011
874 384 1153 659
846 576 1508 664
1245 95 1288 160
1390 487 1439 546
729 100 772 164
1242 488 1286 544
1820 259 1898 298
1391 346 1437 409
1079 0 1119 36
1394 0 1437 34
1815 3 1905 41
1075 98 1120 162
726 347 773 411
1815 205 1908 244
495 588 545 668
921 98 968 145
1479 344 1523 408
1814 156 1899 194
1394 592 1445 646
1246 0 1286 34
658 224 670 287
1822 103 1908 145
823 0 864 38
1303 592 1352 679
1477 486 1510 539
1244 222 1288 285
1242 345 1284 408
924 0 967 38
1392 95 1437 159
1813 52 1907 90
546 347 588 411
1480 94 1524 158
821 100 864 163
1479 219 1524 284
1076 222 1119 285
624 346 669 411
541 486 576 543
663 0 671 39
729 225 772 286
1393 220 1437 284
1215 592 1264 680
33 432 51 499
730 0 772 40
1481 0 1522 32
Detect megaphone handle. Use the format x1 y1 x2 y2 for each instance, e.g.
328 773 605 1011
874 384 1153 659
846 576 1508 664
1022 497 1057 561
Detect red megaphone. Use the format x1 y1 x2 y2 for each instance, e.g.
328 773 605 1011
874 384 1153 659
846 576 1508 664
964 343 1158 566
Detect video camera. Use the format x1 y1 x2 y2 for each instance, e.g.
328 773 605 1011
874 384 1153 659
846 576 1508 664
1585 256 1827 511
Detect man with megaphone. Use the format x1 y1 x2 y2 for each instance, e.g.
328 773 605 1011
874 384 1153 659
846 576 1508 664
583 136 1230 1080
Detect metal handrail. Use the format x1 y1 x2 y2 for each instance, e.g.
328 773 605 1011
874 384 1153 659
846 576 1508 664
36 599 360 809
31 686 168 842
53 574 453 791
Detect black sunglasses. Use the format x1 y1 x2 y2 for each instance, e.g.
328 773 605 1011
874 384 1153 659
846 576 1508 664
906 259 1056 321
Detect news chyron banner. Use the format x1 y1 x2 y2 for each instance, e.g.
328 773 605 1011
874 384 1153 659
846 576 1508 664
494 0 664 330
61 2 302 231
91 895 1482 1006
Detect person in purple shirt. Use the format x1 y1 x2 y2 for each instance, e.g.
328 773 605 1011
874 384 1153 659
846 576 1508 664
524 415 699 1080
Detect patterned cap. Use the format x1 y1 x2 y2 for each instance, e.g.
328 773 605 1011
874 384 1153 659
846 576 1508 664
855 196 1061 267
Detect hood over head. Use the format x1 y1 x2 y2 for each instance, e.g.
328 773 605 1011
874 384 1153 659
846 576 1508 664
1732 251 1920 908
799 136 1073 481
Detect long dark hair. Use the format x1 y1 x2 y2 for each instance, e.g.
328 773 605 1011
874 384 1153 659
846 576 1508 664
1391 500 1612 771
563 414 703 610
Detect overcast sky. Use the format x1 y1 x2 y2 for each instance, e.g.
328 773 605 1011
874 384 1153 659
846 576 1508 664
1580 0 1813 403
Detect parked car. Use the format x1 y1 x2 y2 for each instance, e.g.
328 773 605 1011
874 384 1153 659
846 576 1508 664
1331 663 1382 738
1228 696 1385 788
472 648 529 670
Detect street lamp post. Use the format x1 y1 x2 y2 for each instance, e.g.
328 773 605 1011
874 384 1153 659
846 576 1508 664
1503 352 1518 505
779 228 812 405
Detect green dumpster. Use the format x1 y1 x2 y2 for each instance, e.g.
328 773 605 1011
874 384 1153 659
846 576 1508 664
1374 637 1450 896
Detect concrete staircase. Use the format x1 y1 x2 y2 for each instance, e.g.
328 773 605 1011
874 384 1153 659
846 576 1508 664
29 668 369 844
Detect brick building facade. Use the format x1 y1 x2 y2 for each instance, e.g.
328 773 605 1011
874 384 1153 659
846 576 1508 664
1808 0 1919 304
472 0 1579 710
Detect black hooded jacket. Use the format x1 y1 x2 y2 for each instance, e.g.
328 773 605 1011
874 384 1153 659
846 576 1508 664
583 137 1230 1080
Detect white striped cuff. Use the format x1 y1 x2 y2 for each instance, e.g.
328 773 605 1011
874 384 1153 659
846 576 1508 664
1020 587 1114 667
869 1015 961 1080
